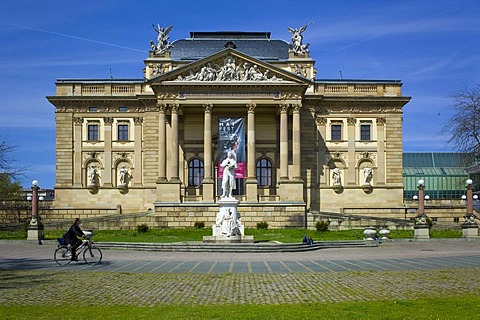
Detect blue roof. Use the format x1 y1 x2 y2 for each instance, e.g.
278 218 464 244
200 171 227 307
170 32 289 61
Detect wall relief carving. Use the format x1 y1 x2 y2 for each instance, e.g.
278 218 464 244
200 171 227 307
175 56 284 82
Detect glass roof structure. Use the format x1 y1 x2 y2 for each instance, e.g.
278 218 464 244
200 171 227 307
403 153 476 200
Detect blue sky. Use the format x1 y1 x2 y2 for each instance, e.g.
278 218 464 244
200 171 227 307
1 0 479 189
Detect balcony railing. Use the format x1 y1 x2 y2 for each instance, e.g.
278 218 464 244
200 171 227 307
56 81 150 96
315 83 401 96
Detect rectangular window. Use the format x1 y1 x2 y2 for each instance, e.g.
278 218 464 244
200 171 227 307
119 106 128 112
118 124 129 141
360 124 371 141
88 124 99 141
88 107 97 112
331 124 342 141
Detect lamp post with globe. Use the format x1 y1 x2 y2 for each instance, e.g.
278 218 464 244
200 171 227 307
414 179 430 239
462 179 479 238
27 180 44 244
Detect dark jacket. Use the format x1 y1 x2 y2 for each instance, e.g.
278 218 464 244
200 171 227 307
64 223 84 245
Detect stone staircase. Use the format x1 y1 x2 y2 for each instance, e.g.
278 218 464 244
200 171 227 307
94 239 370 253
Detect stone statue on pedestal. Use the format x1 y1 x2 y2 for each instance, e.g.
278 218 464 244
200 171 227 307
89 165 98 186
332 168 341 186
221 151 236 198
363 167 372 185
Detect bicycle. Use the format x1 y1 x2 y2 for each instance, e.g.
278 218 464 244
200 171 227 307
54 231 103 265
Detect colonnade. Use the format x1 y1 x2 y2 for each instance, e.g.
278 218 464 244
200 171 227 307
155 102 304 203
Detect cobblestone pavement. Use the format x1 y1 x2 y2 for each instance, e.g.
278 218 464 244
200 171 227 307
1 239 480 305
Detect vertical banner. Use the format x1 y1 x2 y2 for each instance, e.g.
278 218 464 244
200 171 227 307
218 117 245 179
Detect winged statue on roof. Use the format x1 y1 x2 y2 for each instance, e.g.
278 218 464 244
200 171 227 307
151 23 174 54
287 22 313 55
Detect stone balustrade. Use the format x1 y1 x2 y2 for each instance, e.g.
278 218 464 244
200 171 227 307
55 81 147 96
315 82 402 96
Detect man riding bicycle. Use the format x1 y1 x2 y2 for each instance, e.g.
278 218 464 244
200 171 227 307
63 218 85 261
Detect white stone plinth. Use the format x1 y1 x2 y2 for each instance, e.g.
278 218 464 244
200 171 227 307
202 197 254 243
462 225 479 238
27 218 44 241
414 226 430 239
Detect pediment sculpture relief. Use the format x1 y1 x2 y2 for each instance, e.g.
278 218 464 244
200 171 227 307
175 56 284 82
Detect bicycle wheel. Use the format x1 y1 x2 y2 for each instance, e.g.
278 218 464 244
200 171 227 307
83 246 102 265
54 246 72 265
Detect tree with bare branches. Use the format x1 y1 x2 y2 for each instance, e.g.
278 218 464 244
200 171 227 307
0 135 24 199
442 84 480 155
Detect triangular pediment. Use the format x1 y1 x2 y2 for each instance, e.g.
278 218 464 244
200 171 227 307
149 49 309 85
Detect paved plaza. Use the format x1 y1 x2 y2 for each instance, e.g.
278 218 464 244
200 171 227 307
1 239 480 306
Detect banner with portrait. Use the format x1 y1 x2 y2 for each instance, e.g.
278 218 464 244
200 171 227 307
218 117 245 179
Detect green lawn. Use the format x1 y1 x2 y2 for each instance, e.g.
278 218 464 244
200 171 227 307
1 295 479 319
0 227 462 242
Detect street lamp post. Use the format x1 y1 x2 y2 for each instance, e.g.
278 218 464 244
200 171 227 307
414 179 430 239
462 179 478 238
27 180 44 244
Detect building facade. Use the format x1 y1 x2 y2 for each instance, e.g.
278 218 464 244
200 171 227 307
47 26 410 228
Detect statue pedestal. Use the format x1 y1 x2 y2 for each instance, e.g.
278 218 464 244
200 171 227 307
414 225 430 239
462 223 479 238
203 197 254 243
27 217 44 243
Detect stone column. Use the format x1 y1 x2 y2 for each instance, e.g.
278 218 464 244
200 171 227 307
133 117 143 186
202 104 214 202
157 104 167 182
203 104 213 181
292 104 302 181
246 103 258 202
279 104 289 181
73 117 83 186
316 117 327 187
376 118 386 185
170 104 180 181
346 117 356 186
103 117 114 186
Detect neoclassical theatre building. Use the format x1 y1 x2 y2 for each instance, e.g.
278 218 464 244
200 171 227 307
47 25 410 228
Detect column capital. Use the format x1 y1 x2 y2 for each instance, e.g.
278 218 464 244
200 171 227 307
170 103 180 113
246 103 256 113
278 104 289 114
347 117 356 125
73 117 83 125
316 117 327 126
292 103 302 113
103 117 114 124
157 103 168 113
376 117 386 125
203 104 213 113
133 117 143 124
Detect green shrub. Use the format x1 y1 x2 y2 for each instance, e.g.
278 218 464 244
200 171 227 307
426 217 433 229
315 220 329 232
136 224 149 233
194 221 205 229
256 221 268 229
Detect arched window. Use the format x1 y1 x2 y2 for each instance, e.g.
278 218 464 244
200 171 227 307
188 158 204 187
256 158 272 187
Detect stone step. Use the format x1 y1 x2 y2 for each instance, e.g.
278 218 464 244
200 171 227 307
95 240 370 253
